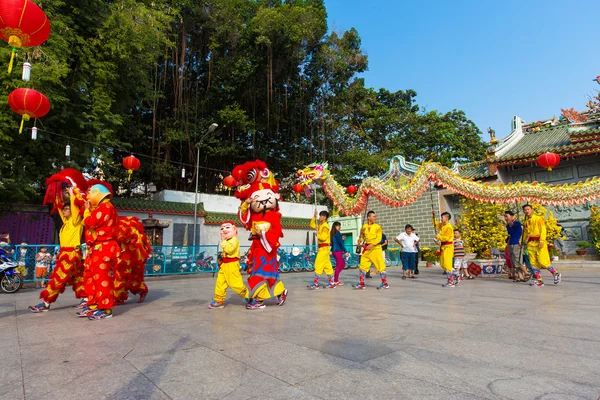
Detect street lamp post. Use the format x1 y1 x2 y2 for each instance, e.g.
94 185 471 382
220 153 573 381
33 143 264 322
193 123 218 256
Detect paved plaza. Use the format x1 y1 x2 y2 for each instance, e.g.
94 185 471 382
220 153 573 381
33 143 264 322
2 267 600 400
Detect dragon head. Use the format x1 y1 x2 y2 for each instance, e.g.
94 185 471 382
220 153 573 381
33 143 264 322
296 162 329 186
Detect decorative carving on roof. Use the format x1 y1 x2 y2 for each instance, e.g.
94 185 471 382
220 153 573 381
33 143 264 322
560 74 600 123
561 108 589 123
487 127 497 144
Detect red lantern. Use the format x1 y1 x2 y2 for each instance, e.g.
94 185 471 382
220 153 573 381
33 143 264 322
223 175 237 188
0 0 51 73
537 152 560 172
7 88 50 133
293 183 303 200
346 185 357 195
123 155 140 181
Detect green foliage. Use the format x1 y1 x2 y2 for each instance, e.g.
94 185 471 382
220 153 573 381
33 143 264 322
0 0 487 203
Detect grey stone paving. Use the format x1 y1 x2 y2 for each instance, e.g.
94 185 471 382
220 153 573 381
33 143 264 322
2 267 600 400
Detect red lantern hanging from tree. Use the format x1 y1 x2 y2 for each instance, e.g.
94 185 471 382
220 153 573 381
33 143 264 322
293 183 303 200
223 175 237 195
7 88 50 134
0 0 51 73
346 185 357 195
537 152 560 172
123 154 140 181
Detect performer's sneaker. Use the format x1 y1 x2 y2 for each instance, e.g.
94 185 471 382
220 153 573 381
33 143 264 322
28 303 50 313
307 284 320 290
442 282 455 288
138 292 147 303
352 283 365 290
377 283 390 290
76 307 97 318
326 283 336 289
208 301 224 309
73 299 88 309
530 280 544 287
88 309 113 320
553 273 561 285
277 289 288 306
246 301 266 310
335 281 344 286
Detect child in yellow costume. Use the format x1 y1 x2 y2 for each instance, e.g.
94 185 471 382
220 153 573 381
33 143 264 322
522 204 561 287
308 210 335 289
29 187 86 312
433 211 456 287
353 211 389 290
208 221 249 309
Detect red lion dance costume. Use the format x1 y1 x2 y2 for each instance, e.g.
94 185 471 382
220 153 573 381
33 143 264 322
29 169 88 312
232 160 288 309
29 170 150 317
81 181 150 316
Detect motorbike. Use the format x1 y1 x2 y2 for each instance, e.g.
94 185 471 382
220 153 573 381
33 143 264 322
0 250 23 293
195 251 216 272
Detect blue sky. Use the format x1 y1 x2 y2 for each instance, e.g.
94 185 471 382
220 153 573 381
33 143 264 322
324 0 600 140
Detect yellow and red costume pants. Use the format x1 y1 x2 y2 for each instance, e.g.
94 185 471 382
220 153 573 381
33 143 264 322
113 252 149 302
358 246 387 286
40 247 86 304
213 258 248 303
247 240 286 301
86 240 119 310
526 241 551 270
315 245 334 276
439 243 454 273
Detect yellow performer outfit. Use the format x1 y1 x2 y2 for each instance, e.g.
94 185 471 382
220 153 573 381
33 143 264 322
433 212 457 287
523 207 561 287
208 221 249 309
353 211 389 290
308 211 335 289
30 190 86 312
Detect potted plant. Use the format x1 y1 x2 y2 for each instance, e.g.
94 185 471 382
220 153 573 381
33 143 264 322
549 245 560 261
575 241 590 256
420 247 438 267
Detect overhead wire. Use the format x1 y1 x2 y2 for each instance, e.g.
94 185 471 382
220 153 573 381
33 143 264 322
32 127 230 174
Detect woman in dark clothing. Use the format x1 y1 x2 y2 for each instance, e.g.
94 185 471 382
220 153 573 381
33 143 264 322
331 221 349 286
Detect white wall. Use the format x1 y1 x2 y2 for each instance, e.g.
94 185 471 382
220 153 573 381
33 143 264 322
116 208 315 246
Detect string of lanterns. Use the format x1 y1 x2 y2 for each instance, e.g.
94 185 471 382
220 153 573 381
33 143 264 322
1 0 52 134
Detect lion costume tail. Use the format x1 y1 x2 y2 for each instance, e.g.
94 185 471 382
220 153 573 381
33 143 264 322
113 216 151 303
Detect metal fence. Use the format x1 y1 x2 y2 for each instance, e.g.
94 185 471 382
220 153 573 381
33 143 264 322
1 244 405 281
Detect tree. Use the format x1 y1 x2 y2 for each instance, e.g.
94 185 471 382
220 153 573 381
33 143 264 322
458 198 507 258
0 0 487 204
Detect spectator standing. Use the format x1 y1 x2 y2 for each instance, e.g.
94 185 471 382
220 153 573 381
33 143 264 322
453 229 472 279
504 211 524 281
15 239 33 279
330 221 349 286
394 224 419 279
35 246 52 288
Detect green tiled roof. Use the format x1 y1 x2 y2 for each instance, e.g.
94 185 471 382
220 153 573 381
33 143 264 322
568 123 600 142
491 124 600 164
457 162 495 179
112 198 206 216
204 211 312 229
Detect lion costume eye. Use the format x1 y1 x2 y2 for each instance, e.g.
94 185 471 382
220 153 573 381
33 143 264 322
247 170 257 183
259 168 270 178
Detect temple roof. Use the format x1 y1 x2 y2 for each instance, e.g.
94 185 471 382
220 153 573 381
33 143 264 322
112 198 206 216
112 198 312 229
456 162 495 179
204 211 312 229
490 120 600 165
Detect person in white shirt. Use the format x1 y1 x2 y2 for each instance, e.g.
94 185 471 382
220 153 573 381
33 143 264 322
394 224 420 279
